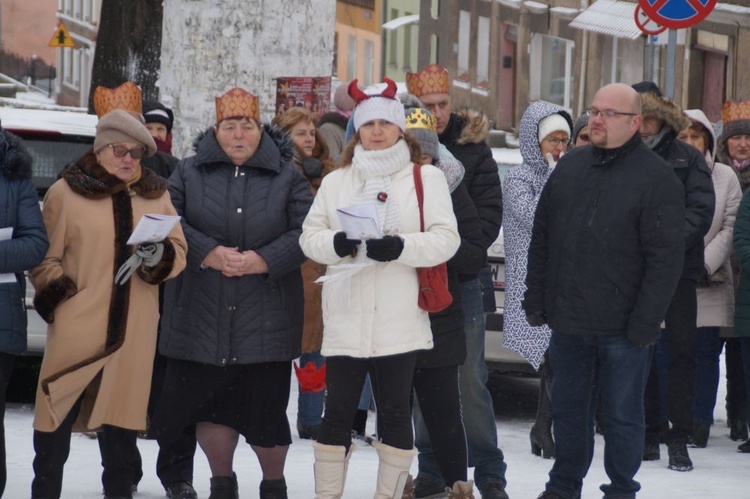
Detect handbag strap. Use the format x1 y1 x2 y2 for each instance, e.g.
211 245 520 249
413 163 425 232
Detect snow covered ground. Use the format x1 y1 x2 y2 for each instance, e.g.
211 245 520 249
3 369 747 498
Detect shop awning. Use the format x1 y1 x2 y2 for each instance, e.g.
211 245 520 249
569 0 643 40
382 15 419 31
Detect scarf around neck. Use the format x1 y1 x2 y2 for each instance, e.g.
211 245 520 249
350 139 411 235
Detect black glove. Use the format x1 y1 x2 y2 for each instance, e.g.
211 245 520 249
301 157 324 178
526 311 547 327
366 236 404 262
333 231 361 258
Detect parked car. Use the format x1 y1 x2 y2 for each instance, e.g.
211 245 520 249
0 107 97 356
483 147 536 374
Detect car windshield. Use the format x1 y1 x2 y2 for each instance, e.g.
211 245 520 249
14 133 93 196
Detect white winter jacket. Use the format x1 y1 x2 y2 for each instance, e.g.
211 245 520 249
300 149 460 358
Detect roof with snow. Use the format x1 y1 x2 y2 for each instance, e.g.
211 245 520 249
569 0 643 40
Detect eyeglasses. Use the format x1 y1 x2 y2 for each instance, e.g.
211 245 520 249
109 144 145 160
586 108 637 120
578 134 590 142
543 137 569 146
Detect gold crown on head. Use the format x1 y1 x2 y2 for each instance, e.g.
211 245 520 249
722 100 750 124
406 64 449 97
215 87 259 123
405 108 437 132
93 82 142 118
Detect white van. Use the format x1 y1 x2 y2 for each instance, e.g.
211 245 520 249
0 107 97 355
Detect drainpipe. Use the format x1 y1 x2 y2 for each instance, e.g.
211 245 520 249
577 0 590 116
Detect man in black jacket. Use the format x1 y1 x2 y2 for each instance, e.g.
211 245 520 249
406 65 506 499
634 83 715 472
524 83 685 499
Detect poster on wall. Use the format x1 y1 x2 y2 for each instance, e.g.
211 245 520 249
275 76 332 118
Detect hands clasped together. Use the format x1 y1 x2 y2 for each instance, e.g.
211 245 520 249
203 245 268 277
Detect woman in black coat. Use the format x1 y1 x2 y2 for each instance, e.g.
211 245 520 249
0 127 48 495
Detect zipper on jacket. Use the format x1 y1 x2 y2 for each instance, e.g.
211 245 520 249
587 191 601 227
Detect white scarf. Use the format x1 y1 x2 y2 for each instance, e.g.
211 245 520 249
350 139 411 235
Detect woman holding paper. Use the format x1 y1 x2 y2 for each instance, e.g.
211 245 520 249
299 79 460 498
28 108 187 499
153 87 312 499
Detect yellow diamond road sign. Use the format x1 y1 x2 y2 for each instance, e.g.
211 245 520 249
48 22 75 48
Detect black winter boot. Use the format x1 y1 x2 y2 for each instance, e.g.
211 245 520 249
209 472 238 499
530 360 554 459
259 477 287 499
667 441 693 472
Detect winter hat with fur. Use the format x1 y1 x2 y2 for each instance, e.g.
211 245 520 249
537 113 571 143
349 78 406 132
94 109 157 158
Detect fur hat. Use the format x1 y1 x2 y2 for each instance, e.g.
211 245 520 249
215 87 259 123
406 64 450 97
94 109 157 158
142 100 175 134
405 108 439 161
349 79 406 132
632 80 663 97
719 100 750 146
640 92 691 132
538 114 571 143
93 82 142 118
333 83 356 113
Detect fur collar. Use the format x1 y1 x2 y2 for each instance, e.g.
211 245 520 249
63 151 167 200
453 109 490 146
641 92 691 133
0 130 33 181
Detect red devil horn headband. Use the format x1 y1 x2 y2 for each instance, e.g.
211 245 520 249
348 78 399 105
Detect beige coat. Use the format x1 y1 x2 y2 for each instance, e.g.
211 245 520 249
30 154 187 432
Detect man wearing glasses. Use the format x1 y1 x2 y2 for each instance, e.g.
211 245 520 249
524 83 686 499
633 82 714 473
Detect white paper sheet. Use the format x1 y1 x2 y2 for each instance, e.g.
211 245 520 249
126 214 181 245
0 228 14 283
335 204 382 240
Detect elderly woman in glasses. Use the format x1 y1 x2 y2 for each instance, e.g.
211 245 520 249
28 109 187 499
502 101 572 460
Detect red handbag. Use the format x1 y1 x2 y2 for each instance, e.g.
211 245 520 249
413 164 453 313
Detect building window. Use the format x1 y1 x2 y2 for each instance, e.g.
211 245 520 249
63 48 72 83
347 35 358 81
457 10 470 81
389 8 398 68
83 0 92 22
530 35 574 110
431 0 440 18
476 16 490 89
339 0 375 9
71 49 80 89
403 12 413 73
74 0 82 18
600 37 644 86
430 34 439 65
364 39 374 87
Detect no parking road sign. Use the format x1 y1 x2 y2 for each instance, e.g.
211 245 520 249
639 0 717 29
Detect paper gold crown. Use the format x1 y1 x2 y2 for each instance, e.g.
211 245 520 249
215 87 259 123
406 64 449 97
722 100 750 124
405 108 437 132
93 82 142 118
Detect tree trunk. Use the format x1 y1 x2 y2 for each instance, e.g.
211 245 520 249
88 0 164 113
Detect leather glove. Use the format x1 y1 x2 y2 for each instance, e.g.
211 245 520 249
526 311 547 327
115 242 165 285
366 235 404 262
333 231 361 258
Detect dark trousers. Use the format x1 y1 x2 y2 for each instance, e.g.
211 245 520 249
412 365 467 487
547 332 650 499
644 278 697 443
318 352 417 450
32 397 137 498
725 338 747 423
0 353 13 497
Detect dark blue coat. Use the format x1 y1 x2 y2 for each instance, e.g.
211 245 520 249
0 131 49 354
160 126 313 366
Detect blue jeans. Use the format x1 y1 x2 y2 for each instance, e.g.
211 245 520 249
415 279 507 488
547 332 650 499
297 351 326 426
693 327 722 425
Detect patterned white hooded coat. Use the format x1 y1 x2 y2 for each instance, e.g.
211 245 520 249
502 101 572 370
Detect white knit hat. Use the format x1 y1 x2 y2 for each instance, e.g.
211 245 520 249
538 113 571 143
353 96 406 132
